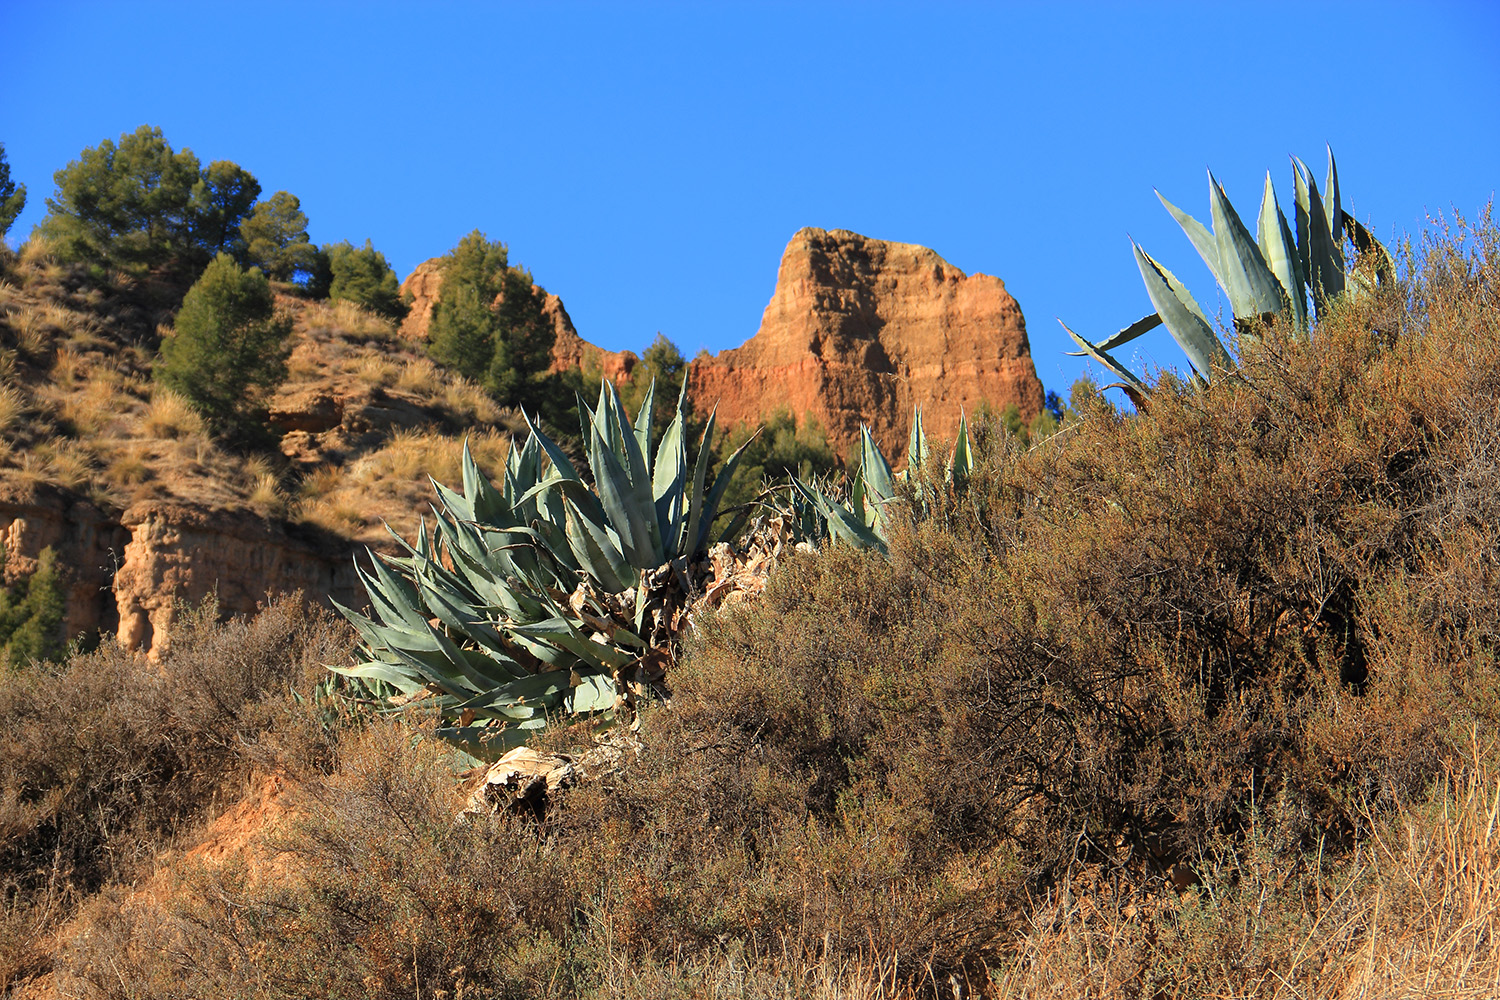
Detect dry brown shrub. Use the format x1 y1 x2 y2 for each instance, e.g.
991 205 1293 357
0 596 350 989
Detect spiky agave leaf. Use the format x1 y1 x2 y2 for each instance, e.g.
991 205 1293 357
1207 169 1286 327
1060 319 1151 395
907 406 931 476
1257 171 1308 334
948 411 975 486
1132 241 1231 383
1293 155 1346 314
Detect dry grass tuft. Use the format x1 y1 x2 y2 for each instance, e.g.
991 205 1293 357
394 355 443 396
442 375 505 424
105 445 154 486
0 385 24 435
348 352 401 387
5 304 50 359
143 390 205 440
248 472 288 519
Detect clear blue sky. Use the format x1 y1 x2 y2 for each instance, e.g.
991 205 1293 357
3 1 1497 396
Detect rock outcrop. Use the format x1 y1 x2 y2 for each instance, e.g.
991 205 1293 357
2 482 362 661
1 482 128 642
398 262 637 383
690 228 1044 458
112 501 362 659
269 375 493 468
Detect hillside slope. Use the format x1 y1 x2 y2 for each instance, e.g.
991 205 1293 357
0 244 518 656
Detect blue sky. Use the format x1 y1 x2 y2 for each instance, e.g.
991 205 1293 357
3 1 1497 397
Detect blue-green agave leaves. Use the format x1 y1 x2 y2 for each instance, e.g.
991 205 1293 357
1207 170 1286 325
791 409 983 551
1132 241 1230 383
1064 147 1390 398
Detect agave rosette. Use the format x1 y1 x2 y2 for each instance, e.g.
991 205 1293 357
332 379 754 752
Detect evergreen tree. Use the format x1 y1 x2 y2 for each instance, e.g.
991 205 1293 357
157 254 292 438
0 142 25 239
619 333 691 443
36 125 260 280
241 191 317 280
325 239 407 320
427 230 555 410
428 231 507 379
487 267 556 407
189 160 261 261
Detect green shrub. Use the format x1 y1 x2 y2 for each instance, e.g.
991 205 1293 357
427 229 553 410
716 405 840 513
156 253 292 439
322 238 407 321
0 546 66 670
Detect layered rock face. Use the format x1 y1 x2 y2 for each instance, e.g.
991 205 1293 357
690 228 1044 458
398 262 637 383
2 483 361 661
112 502 362 659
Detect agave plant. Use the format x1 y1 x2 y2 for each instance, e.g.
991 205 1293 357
1063 147 1395 397
787 407 976 551
331 380 753 753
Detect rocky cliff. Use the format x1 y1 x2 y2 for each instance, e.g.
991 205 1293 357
1 483 362 660
400 229 1045 459
399 261 637 383
1 482 127 643
111 501 362 659
690 228 1044 457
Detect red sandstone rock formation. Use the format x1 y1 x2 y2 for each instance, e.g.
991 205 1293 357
398 261 637 383
399 229 1044 459
689 228 1044 459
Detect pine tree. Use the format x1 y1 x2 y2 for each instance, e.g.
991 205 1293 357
36 125 260 280
0 546 67 670
157 254 292 438
241 191 317 281
427 230 556 410
324 239 407 320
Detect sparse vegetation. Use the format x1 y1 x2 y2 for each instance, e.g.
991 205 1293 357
2 121 1497 997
